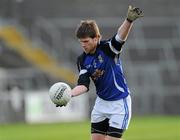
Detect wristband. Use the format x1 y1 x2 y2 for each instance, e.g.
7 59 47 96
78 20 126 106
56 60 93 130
126 18 133 23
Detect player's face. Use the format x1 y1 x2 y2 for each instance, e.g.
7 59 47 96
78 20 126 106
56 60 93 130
79 37 98 54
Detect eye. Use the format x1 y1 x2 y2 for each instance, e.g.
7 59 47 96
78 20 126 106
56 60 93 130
84 40 89 43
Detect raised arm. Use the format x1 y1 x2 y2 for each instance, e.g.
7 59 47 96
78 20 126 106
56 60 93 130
117 5 143 41
117 20 133 41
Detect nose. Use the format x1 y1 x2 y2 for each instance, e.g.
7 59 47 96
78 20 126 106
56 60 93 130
81 42 85 46
82 46 87 49
81 43 86 48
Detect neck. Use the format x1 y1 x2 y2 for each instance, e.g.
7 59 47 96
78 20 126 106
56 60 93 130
89 44 98 54
90 48 96 54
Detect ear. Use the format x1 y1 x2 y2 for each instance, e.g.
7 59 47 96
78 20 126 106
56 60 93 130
98 35 102 41
93 36 100 43
96 35 102 42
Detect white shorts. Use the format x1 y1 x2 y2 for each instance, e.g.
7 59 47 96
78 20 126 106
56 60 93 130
91 95 132 130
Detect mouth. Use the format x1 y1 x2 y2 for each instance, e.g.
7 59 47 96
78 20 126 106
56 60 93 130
83 48 89 53
83 46 88 50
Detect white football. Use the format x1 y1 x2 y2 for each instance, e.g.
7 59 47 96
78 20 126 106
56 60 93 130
49 82 71 106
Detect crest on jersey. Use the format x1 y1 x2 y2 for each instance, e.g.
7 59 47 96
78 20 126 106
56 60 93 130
98 54 103 63
85 64 91 69
93 60 97 68
92 69 105 81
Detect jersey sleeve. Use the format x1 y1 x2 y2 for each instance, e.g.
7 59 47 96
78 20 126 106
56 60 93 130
76 54 90 90
100 34 125 57
108 34 125 54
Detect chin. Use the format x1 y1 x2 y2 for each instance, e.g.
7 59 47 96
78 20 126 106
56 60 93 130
84 49 89 54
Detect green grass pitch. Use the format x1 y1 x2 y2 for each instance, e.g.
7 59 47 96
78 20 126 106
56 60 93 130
0 116 179 140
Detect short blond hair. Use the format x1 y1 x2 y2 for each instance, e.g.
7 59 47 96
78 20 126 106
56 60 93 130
75 20 101 39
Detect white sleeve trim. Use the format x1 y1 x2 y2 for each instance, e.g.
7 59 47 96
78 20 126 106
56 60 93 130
108 41 120 54
115 34 125 43
79 69 87 76
111 67 125 92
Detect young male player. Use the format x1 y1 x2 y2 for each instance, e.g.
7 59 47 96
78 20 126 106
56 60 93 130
61 5 143 140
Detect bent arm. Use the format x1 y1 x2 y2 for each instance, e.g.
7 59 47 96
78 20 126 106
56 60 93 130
70 85 88 97
117 5 143 41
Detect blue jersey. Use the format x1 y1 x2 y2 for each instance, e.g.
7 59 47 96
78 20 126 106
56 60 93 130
77 34 130 101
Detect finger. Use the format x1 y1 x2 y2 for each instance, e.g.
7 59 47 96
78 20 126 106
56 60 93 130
129 5 132 9
56 104 60 107
63 100 68 106
56 104 64 107
139 13 144 17
128 5 133 10
133 8 140 13
61 99 66 106
133 8 144 17
138 10 144 17
137 9 143 15
132 6 137 11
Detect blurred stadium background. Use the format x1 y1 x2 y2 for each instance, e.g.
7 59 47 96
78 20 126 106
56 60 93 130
0 0 179 139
